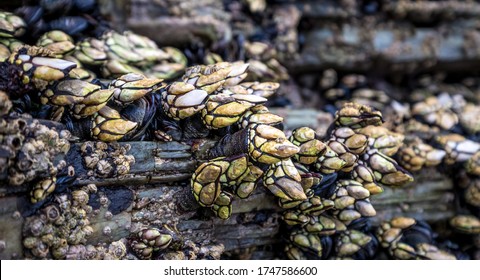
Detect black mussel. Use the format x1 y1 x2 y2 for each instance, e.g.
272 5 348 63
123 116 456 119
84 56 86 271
40 0 73 16
47 16 88 36
73 0 96 12
15 6 43 26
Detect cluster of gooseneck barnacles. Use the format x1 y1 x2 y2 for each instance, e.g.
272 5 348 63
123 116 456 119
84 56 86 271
315 70 480 259
2 5 480 260
0 8 294 259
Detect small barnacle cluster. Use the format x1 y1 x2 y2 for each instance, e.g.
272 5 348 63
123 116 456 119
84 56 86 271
0 5 187 143
129 227 174 259
397 137 446 172
1 45 168 142
0 104 71 202
0 0 187 80
80 141 135 178
128 226 224 260
325 72 480 257
22 183 128 260
410 93 463 131
128 185 225 260
390 91 480 172
331 74 480 258
24 184 89 258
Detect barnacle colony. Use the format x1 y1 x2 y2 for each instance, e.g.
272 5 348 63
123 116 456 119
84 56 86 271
2 4 478 260
0 40 415 259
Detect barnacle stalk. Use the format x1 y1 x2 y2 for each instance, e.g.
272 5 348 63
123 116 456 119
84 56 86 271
206 123 299 163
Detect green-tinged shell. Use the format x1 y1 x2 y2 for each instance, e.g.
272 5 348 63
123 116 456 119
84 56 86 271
335 103 383 129
91 106 138 142
263 159 306 201
248 124 299 164
0 11 26 38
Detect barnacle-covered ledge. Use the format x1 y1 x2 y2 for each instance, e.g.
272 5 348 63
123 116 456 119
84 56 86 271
0 108 331 196
0 171 454 260
0 116 455 260
0 0 477 261
70 141 195 187
0 140 195 195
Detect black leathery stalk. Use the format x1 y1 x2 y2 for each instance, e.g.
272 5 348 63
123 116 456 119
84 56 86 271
206 127 249 159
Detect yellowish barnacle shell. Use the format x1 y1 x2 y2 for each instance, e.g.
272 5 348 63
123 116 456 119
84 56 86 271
248 124 299 164
0 11 26 38
335 102 383 129
191 161 223 207
212 191 233 220
91 106 138 142
450 215 480 234
263 159 306 201
37 31 75 56
30 177 57 203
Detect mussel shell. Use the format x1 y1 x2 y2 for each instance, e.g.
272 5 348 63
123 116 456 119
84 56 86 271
400 221 434 247
48 16 88 36
120 96 156 140
40 0 73 15
15 6 44 26
73 0 96 12
312 172 338 198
